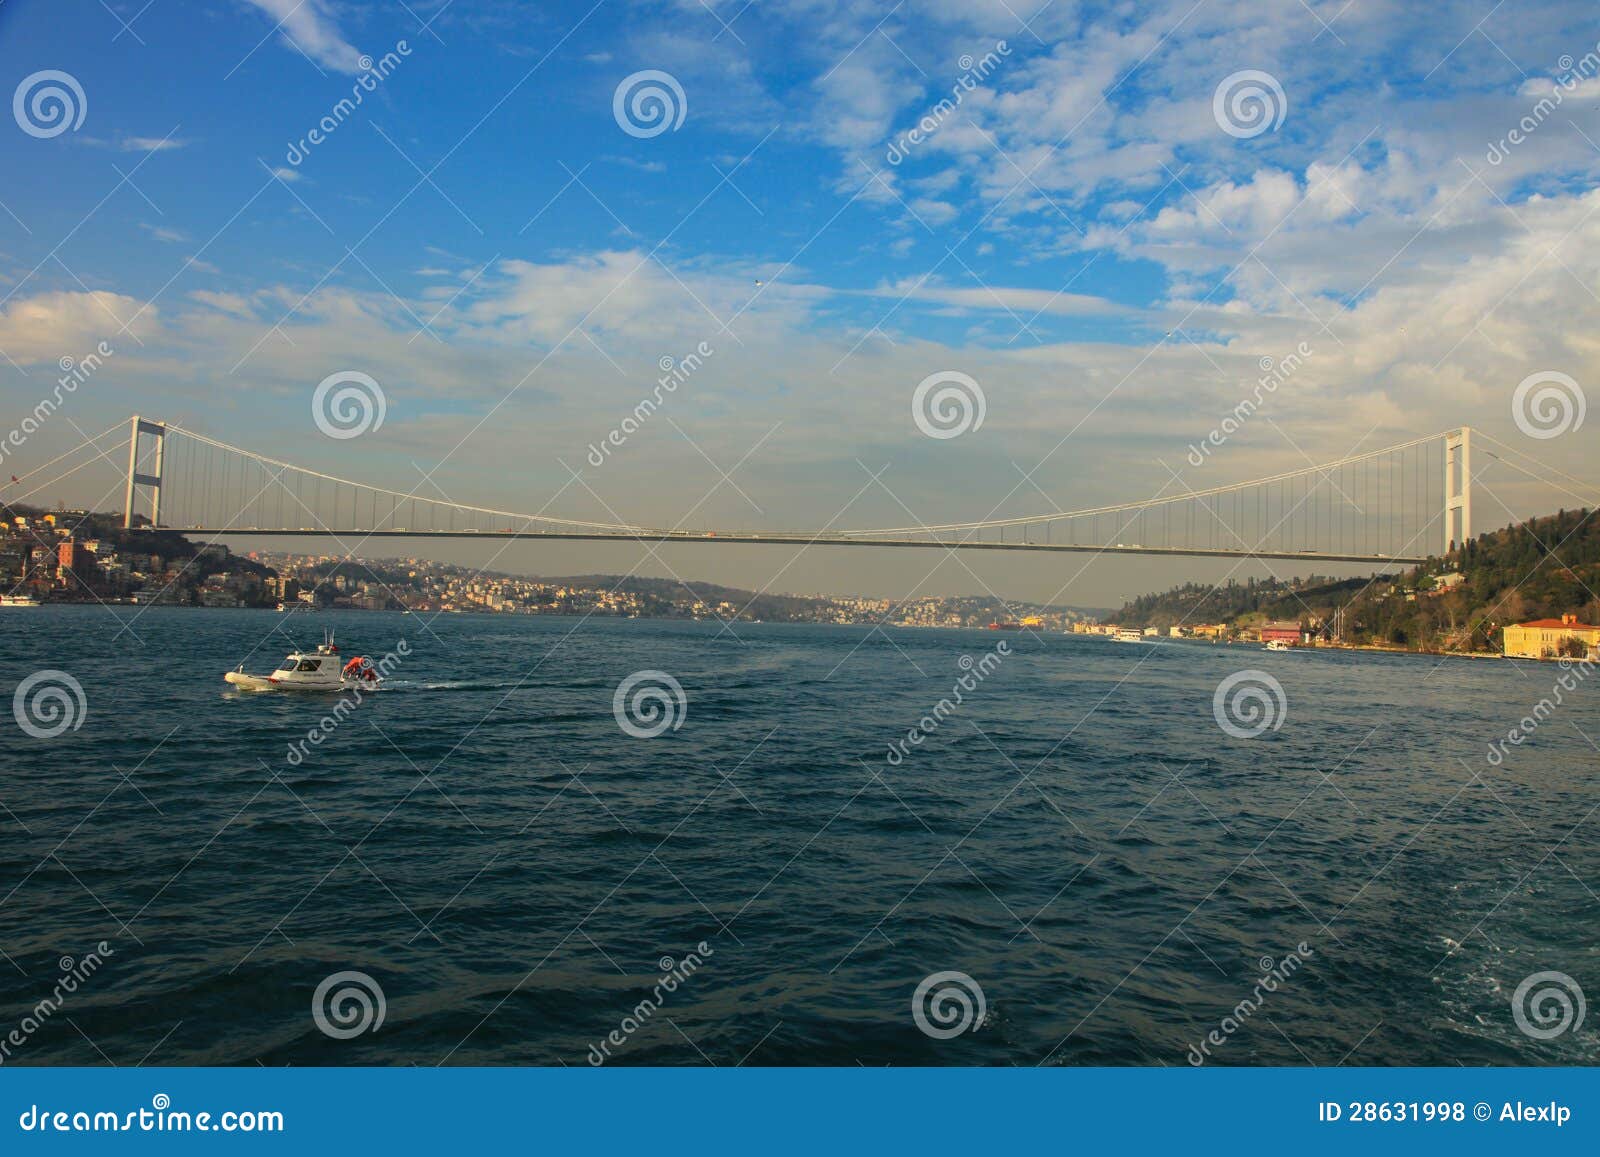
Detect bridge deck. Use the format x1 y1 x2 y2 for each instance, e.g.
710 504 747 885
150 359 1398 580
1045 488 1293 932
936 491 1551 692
174 527 1425 565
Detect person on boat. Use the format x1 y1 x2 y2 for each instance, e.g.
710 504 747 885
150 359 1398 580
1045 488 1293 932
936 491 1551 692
342 656 378 682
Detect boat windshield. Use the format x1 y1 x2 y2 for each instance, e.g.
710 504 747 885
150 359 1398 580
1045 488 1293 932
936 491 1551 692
296 659 322 672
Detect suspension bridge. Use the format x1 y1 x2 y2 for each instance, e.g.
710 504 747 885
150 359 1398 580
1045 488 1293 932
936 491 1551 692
7 416 1508 566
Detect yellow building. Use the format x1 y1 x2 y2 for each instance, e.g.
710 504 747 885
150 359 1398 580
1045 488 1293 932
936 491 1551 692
1502 615 1600 660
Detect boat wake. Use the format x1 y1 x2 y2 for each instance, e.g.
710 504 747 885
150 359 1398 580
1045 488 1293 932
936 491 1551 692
379 679 531 693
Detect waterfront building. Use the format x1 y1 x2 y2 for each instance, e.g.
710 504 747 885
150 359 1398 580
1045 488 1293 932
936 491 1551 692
1502 615 1600 660
1259 621 1303 644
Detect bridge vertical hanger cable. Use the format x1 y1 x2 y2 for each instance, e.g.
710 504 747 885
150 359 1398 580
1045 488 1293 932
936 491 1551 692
48 416 1557 564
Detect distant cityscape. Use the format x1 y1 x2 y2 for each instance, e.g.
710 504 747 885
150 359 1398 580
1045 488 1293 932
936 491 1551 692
8 503 1596 660
0 506 1105 629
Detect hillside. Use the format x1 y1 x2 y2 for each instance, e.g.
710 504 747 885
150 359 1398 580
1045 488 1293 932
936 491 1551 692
1108 508 1600 652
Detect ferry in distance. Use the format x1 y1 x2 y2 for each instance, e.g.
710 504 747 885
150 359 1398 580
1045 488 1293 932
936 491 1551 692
0 594 41 607
1114 627 1144 643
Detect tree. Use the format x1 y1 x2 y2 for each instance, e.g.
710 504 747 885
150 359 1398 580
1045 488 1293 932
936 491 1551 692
1559 636 1590 660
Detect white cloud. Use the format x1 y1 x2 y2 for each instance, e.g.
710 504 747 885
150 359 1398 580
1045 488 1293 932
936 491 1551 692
241 0 366 74
860 278 1129 318
121 136 188 152
140 223 189 243
0 291 157 363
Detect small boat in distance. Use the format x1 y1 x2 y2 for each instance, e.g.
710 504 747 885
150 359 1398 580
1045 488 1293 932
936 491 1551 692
0 593 41 607
1114 627 1144 643
224 632 381 692
1265 639 1294 652
987 620 1023 630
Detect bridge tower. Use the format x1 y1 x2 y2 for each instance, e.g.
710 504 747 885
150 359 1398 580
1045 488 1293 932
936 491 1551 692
1444 427 1471 554
122 415 166 529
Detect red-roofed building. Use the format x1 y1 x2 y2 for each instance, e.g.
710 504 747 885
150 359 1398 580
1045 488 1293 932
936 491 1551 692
1258 621 1302 644
1502 614 1600 660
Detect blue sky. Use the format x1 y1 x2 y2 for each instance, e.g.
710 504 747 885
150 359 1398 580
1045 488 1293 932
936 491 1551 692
2 0 1599 603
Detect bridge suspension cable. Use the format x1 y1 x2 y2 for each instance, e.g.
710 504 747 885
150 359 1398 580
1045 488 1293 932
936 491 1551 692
152 422 652 536
8 415 1514 565
7 419 133 505
848 432 1451 537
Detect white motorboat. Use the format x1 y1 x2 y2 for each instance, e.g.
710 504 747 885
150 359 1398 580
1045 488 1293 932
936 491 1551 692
224 632 381 692
1265 639 1294 652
